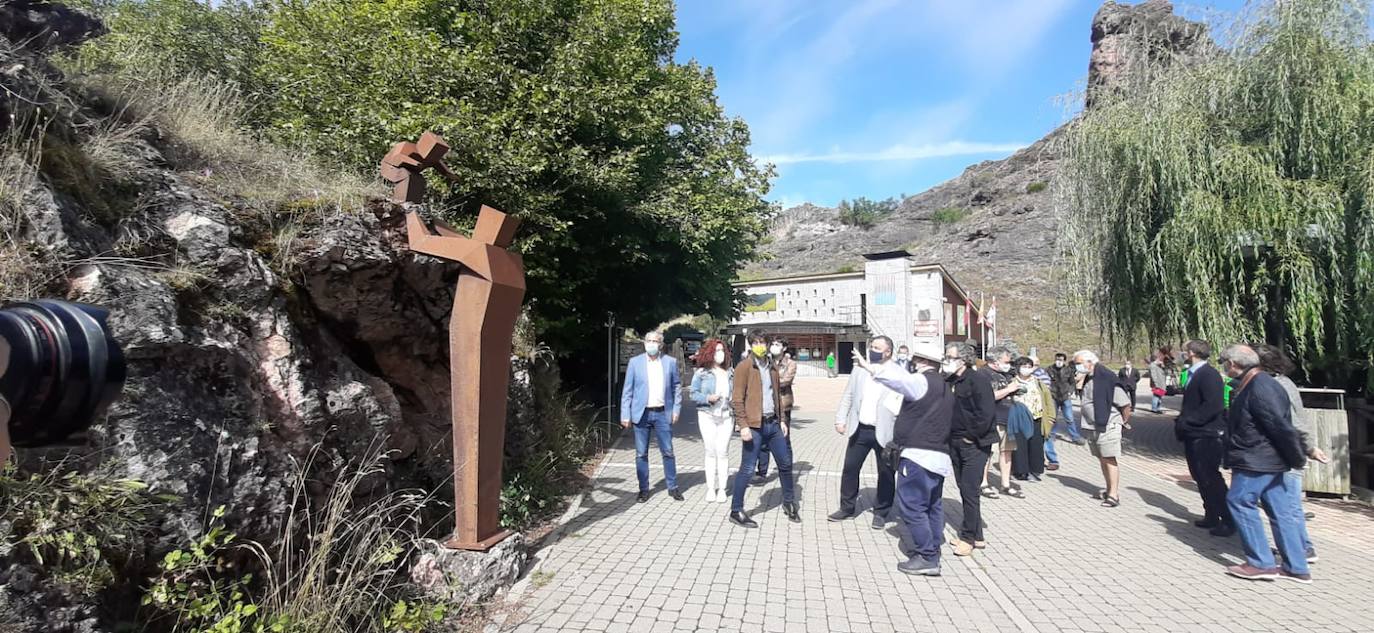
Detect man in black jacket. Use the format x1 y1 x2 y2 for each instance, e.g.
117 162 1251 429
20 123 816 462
1175 340 1234 536
859 349 953 577
1049 353 1085 445
1218 344 1310 583
942 342 998 557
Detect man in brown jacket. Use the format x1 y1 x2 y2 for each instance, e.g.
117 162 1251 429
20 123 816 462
753 336 798 484
729 331 799 528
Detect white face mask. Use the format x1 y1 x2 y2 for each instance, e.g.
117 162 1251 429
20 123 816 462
1076 363 1089 375
1018 367 1034 377
645 342 660 356
770 344 783 356
897 354 909 362
942 360 961 374
1055 360 1065 368
713 350 726 365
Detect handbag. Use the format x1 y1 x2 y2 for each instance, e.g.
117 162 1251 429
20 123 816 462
1151 387 1166 397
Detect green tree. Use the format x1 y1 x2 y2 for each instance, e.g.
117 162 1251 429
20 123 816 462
68 0 266 97
1060 0 1374 390
257 0 774 349
837 196 896 228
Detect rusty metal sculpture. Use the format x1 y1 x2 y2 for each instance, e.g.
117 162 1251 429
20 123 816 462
380 132 525 551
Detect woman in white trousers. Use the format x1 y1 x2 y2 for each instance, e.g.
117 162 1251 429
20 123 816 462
689 339 734 502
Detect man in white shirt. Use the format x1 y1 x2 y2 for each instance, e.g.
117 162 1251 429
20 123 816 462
855 348 954 576
620 331 683 502
830 336 902 529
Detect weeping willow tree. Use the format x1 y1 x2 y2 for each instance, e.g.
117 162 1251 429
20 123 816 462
1060 0 1374 391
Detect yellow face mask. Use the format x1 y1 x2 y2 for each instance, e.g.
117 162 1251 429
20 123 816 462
751 344 767 357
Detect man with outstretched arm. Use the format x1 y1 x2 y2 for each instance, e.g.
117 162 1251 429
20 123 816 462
854 348 953 576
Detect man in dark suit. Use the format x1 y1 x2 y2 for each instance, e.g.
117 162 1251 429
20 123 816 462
1118 360 1141 400
1176 339 1234 536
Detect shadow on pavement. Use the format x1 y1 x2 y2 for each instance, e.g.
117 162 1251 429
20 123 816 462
1048 472 1104 498
1131 486 1243 566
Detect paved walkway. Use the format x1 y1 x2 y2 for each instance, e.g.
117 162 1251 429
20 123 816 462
500 376 1374 633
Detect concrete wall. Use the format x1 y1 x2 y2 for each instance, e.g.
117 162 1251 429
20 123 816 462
735 274 864 325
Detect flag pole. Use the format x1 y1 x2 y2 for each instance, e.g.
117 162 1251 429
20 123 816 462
979 290 986 352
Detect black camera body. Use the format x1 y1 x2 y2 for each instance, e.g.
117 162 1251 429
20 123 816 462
0 300 126 459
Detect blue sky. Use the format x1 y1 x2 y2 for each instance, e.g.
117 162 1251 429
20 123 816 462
674 0 1245 209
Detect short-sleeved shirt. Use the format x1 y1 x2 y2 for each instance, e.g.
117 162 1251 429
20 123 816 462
1081 379 1131 430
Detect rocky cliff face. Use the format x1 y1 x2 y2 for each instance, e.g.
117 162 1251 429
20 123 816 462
752 0 1210 347
0 5 536 631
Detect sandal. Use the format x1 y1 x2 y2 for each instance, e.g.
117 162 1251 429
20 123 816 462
1101 496 1120 508
981 485 1000 499
1001 486 1025 499
1097 489 1108 500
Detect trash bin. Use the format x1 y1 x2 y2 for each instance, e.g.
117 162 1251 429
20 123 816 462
1298 388 1350 496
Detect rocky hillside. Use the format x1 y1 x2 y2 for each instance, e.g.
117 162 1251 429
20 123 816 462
0 3 573 631
749 0 1207 350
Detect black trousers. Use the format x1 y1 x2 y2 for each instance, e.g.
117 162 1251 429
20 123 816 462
839 425 895 515
1184 436 1233 523
1012 418 1046 478
949 440 991 542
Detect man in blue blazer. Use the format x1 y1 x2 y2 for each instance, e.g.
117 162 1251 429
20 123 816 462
620 330 683 502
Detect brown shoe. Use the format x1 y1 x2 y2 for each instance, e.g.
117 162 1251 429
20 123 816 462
1226 564 1279 581
952 540 975 557
1278 570 1313 584
1045 463 1060 471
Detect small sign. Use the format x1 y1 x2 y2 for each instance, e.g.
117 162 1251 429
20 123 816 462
913 320 940 337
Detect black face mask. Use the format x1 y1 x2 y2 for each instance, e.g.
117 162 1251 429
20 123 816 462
869 351 885 364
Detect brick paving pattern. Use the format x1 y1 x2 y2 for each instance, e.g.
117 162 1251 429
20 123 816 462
500 377 1374 632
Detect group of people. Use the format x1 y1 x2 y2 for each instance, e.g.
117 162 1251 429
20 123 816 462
619 330 1323 583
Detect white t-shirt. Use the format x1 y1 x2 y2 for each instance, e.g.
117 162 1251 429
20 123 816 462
711 367 730 416
647 356 664 408
859 373 883 426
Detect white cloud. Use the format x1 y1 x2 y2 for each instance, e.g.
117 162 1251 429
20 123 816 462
760 140 1027 165
709 0 1078 153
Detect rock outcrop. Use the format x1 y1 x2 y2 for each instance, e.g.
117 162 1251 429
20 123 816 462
0 4 537 631
754 0 1211 346
1087 0 1211 109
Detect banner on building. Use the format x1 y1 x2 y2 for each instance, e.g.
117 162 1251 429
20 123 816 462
743 293 777 313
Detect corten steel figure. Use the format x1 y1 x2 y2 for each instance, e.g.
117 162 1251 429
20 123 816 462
381 133 526 551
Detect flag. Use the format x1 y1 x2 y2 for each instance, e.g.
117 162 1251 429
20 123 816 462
986 296 997 327
977 295 985 325
964 297 973 331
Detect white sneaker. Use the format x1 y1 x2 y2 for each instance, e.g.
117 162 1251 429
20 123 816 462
714 490 726 502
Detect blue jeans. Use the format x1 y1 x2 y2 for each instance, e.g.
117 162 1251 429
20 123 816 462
634 409 677 493
897 458 944 563
731 419 795 512
1268 471 1313 556
1044 434 1059 464
1055 400 1082 441
1151 394 1163 412
1227 470 1309 574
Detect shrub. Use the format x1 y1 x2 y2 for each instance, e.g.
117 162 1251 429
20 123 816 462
0 461 163 596
837 196 898 229
1026 181 1048 194
931 207 970 224
499 363 605 530
141 445 450 633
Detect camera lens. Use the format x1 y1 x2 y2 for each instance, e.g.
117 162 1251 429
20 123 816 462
0 300 126 447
